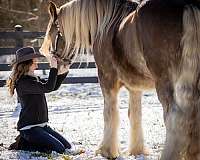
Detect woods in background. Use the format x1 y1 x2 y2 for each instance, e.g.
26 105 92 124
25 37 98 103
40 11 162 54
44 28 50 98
0 0 69 63
0 0 68 31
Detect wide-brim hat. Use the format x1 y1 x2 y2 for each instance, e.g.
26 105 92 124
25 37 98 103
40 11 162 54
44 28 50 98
11 47 45 66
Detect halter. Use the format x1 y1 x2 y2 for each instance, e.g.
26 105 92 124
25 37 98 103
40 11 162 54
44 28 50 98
51 20 72 65
51 20 62 54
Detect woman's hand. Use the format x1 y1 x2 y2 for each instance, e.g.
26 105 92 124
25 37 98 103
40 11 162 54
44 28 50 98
47 54 58 68
58 64 70 75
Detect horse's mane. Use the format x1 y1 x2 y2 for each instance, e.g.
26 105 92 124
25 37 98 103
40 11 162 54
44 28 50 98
59 0 138 56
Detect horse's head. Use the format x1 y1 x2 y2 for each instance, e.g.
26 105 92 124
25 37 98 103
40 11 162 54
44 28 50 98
40 0 138 65
39 2 73 64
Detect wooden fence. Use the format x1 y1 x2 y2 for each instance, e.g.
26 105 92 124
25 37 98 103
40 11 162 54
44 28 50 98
0 25 98 87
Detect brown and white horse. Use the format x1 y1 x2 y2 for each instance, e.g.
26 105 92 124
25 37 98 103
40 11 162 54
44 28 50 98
40 0 200 159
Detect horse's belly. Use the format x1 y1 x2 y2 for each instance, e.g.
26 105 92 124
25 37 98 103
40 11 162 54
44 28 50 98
118 66 155 91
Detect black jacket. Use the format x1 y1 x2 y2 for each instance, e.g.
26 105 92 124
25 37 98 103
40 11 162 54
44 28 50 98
16 68 68 130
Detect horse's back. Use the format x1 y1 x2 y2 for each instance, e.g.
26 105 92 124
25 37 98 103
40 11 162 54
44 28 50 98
142 0 200 7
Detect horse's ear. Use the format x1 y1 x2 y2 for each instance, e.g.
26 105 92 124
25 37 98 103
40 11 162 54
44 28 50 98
49 1 58 21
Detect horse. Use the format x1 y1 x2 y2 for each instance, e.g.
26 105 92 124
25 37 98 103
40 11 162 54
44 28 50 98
39 0 200 159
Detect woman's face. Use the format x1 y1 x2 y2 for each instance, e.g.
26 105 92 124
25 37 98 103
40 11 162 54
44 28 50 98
29 58 38 73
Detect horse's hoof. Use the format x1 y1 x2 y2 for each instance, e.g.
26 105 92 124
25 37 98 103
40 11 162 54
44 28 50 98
128 146 152 156
96 146 119 159
121 149 129 156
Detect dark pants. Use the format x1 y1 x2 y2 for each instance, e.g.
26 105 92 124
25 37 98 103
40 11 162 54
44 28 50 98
20 125 71 153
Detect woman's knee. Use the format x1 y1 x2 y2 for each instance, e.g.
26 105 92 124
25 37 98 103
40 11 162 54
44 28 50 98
44 126 71 149
53 141 65 153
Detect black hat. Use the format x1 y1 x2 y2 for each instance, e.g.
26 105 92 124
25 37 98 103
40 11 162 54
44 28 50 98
11 47 45 65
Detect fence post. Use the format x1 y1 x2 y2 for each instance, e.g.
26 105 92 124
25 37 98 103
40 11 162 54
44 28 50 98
14 25 23 49
14 25 23 104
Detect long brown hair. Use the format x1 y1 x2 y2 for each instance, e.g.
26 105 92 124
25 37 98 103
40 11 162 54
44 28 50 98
7 59 33 96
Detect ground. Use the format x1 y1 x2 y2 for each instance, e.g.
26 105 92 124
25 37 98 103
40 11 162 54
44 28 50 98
0 70 165 160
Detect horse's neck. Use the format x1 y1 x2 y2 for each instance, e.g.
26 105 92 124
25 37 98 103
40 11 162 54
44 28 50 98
60 0 138 56
97 0 139 39
99 1 137 27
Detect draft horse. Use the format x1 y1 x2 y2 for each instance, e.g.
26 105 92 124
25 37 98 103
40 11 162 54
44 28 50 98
40 0 200 159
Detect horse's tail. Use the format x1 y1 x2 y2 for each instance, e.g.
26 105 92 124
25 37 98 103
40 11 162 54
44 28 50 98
174 5 200 158
176 6 200 110
180 6 200 80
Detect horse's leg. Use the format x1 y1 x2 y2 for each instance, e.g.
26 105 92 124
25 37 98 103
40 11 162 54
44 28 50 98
161 78 200 160
128 90 146 155
156 81 182 160
96 69 122 158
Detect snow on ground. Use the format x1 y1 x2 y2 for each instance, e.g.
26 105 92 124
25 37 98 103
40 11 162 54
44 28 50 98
0 69 165 160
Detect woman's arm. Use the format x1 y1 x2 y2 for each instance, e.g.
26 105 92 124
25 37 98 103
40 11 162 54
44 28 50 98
32 64 70 91
53 64 70 90
53 71 68 91
18 55 58 94
19 68 58 94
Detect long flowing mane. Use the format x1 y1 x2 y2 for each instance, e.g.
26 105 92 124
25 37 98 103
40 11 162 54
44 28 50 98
59 0 138 56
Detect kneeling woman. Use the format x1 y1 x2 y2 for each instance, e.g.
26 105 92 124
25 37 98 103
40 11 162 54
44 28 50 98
7 47 71 153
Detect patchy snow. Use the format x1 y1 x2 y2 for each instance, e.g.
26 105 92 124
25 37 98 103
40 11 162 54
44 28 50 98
0 75 165 159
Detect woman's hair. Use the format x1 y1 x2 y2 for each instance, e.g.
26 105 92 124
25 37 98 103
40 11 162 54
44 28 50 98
6 59 33 96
